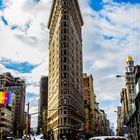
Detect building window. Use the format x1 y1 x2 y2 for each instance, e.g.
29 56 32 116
61 21 67 27
64 35 66 41
62 43 68 48
64 73 67 78
63 49 67 55
63 90 67 94
58 109 61 115
63 81 67 87
64 117 67 125
63 65 67 70
64 1 66 6
64 15 67 20
64 98 67 104
64 28 67 33
61 73 68 79
1 113 4 116
63 57 67 62
63 9 67 14
64 107 67 114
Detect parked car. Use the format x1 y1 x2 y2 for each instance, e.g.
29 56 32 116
89 136 128 140
21 135 31 140
6 137 14 140
34 134 45 140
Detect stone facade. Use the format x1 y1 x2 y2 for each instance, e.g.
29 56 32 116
83 73 111 138
39 76 48 135
47 0 84 139
83 74 95 138
125 56 135 113
118 56 140 140
0 72 25 138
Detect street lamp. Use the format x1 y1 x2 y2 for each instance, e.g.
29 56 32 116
116 75 135 78
26 102 30 136
116 75 125 78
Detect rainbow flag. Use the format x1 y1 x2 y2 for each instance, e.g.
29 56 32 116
8 92 13 105
0 91 13 105
0 91 5 104
4 92 8 104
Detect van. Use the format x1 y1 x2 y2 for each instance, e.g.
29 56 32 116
89 136 128 140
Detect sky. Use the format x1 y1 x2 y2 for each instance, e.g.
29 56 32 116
0 0 140 129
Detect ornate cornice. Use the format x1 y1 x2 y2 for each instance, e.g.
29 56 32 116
48 0 83 29
73 0 84 26
48 0 56 29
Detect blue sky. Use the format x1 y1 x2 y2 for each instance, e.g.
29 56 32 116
0 0 140 128
89 0 140 11
0 0 4 10
0 60 37 73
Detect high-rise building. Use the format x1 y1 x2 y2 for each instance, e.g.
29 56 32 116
117 56 135 137
83 73 111 137
120 88 129 126
126 65 140 140
100 110 110 136
83 73 95 138
23 111 31 136
116 106 123 136
39 76 48 135
0 106 13 137
133 66 140 139
125 55 135 112
118 57 140 139
47 0 84 139
0 72 26 137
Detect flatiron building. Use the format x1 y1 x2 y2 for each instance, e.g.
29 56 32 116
48 0 84 139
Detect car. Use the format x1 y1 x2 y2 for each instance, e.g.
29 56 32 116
6 137 14 140
34 134 45 140
21 135 31 140
89 136 128 140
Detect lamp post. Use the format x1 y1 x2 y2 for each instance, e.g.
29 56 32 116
29 108 58 139
116 75 125 78
26 102 30 136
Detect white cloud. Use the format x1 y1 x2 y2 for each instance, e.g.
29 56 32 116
82 2 140 101
101 105 118 128
26 85 40 95
0 0 51 65
0 25 48 64
81 1 140 128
